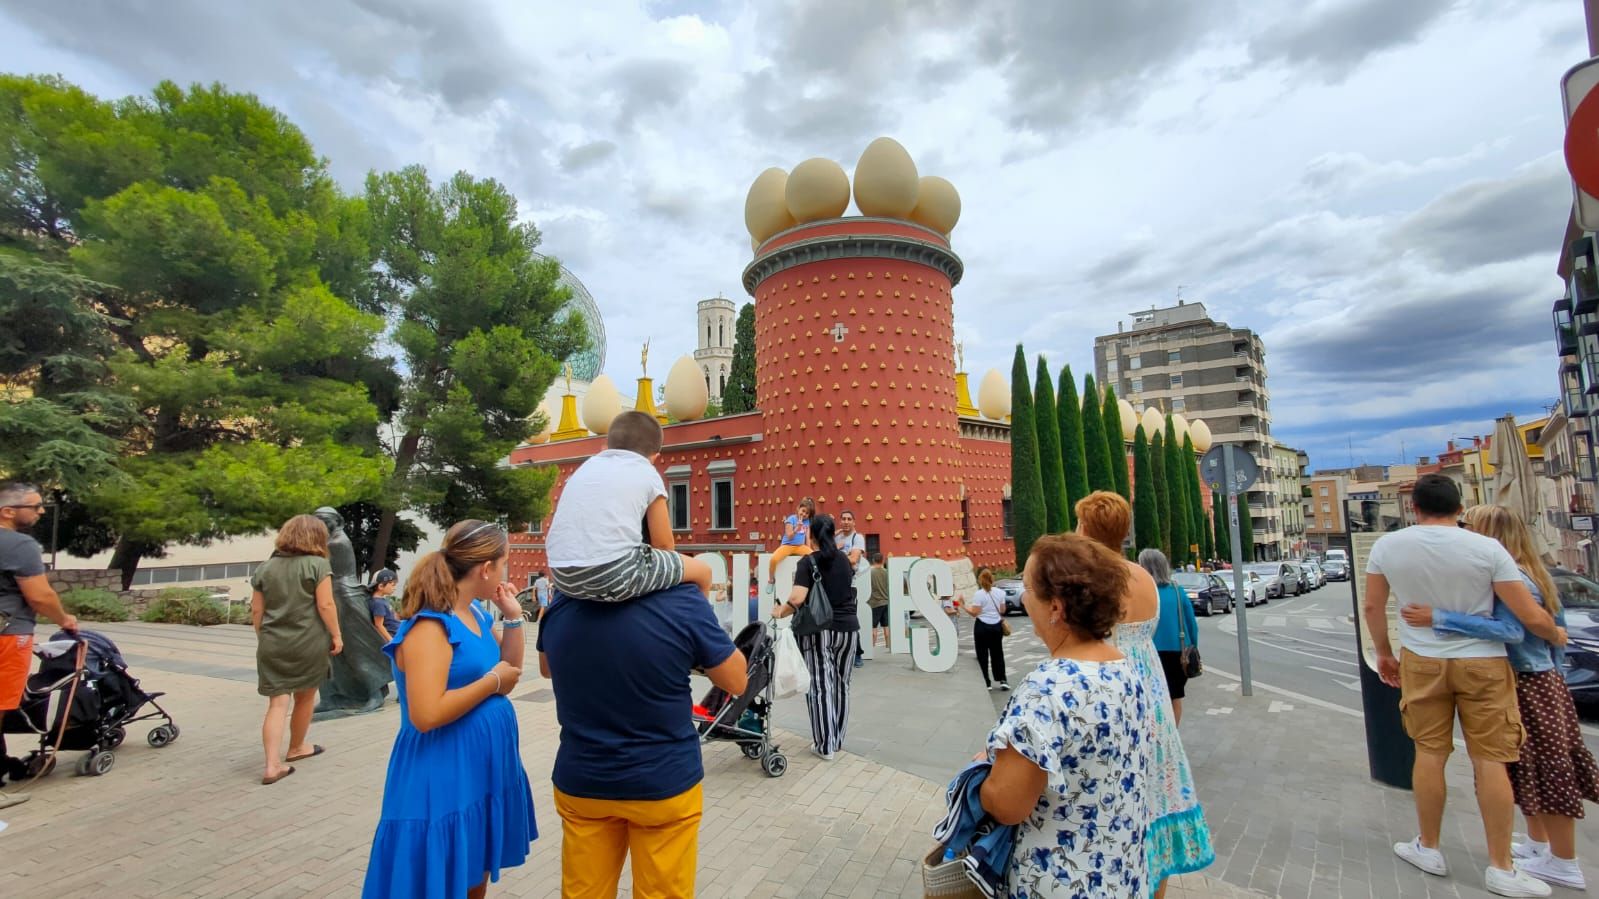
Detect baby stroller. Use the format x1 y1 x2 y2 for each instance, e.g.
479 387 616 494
1 629 179 779
694 621 786 777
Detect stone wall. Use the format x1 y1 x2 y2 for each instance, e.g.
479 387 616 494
47 569 234 616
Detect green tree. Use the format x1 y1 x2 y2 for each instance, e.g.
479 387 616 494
1033 357 1068 533
335 501 424 572
1009 345 1047 568
1213 489 1232 561
0 76 392 586
1132 425 1159 554
1056 365 1089 528
363 166 588 570
1152 430 1170 556
1164 416 1190 566
722 302 757 414
1080 375 1114 493
1185 435 1211 561
1237 492 1255 562
1102 385 1131 500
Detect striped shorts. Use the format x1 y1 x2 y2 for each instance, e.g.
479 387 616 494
551 545 685 602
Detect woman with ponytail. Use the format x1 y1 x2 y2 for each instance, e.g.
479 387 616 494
363 521 537 899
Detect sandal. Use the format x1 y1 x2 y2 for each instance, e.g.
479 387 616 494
285 744 326 762
261 766 295 786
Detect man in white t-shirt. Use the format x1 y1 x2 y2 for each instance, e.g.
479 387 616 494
836 510 868 668
545 411 712 602
1363 474 1560 896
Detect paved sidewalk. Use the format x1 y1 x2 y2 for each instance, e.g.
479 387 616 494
0 621 1261 897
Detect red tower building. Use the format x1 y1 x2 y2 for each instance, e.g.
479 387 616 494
743 218 966 560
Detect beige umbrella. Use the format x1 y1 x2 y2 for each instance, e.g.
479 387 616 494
1489 414 1551 559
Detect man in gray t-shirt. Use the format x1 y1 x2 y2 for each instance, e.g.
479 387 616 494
0 483 77 807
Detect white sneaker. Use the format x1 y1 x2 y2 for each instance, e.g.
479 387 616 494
1394 837 1448 876
810 747 835 761
0 790 28 810
1511 834 1551 861
997 682 1011 691
1485 864 1554 897
1519 853 1586 890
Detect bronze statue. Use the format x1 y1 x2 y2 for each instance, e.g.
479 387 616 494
312 506 391 719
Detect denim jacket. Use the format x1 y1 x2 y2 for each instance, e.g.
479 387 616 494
1430 573 1565 673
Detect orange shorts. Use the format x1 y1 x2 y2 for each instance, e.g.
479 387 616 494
0 634 34 711
1399 649 1524 762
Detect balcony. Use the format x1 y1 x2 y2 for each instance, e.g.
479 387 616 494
1574 235 1599 315
1556 296 1578 355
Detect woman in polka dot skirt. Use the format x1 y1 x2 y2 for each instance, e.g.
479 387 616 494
1401 505 1599 891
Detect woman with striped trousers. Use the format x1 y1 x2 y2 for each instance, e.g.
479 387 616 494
772 513 858 760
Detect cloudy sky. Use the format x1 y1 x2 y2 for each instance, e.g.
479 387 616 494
4 0 1587 470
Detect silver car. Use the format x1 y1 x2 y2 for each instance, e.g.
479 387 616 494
1244 563 1284 600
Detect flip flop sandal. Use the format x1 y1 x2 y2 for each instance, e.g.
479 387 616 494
285 745 326 762
261 766 295 786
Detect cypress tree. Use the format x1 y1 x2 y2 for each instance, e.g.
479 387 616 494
1185 435 1211 561
1081 375 1114 493
1057 365 1089 527
1009 345 1047 568
1152 430 1171 557
1102 385 1132 500
1237 492 1255 563
1034 357 1069 533
1165 416 1190 566
1132 425 1159 554
722 302 758 414
1213 489 1232 561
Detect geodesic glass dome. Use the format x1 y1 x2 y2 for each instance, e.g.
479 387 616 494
543 256 606 381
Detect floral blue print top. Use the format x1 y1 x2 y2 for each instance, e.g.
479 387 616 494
986 657 1151 899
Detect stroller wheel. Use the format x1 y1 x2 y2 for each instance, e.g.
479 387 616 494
24 752 55 779
105 727 126 749
741 743 762 759
147 724 179 748
761 752 788 778
78 750 115 777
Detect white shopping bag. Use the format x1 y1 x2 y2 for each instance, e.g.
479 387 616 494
772 622 811 698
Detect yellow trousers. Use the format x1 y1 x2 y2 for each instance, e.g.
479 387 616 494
767 543 812 581
554 783 702 899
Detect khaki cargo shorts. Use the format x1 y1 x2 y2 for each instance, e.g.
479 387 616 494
1398 649 1524 762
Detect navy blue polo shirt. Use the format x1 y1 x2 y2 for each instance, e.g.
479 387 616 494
536 584 736 801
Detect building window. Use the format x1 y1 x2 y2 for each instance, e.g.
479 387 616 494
1320 485 1329 496
712 479 735 530
1169 373 1183 388
527 516 543 534
1129 356 1142 370
960 495 971 541
1171 396 1185 412
719 321 725 347
1167 350 1181 365
1321 502 1330 513
1002 498 1014 538
706 323 712 346
1130 377 1143 393
670 482 690 531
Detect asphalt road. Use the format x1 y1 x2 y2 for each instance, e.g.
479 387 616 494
962 581 1599 752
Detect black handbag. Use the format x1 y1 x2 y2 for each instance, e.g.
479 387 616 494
1177 598 1202 678
791 557 835 637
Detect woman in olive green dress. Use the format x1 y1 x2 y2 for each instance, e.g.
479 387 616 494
251 514 343 785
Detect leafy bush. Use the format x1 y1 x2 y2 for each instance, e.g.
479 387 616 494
60 588 130 622
140 588 228 626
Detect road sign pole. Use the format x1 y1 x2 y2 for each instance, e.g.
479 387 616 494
1224 448 1253 697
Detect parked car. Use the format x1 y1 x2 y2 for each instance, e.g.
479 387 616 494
1324 559 1349 581
993 577 1026 616
1245 563 1285 600
1551 567 1599 704
1302 561 1327 588
1216 569 1267 607
1174 572 1233 616
1284 561 1310 595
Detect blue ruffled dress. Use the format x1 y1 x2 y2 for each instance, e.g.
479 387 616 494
362 607 537 898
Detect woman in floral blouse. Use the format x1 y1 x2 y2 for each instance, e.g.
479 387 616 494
979 533 1152 898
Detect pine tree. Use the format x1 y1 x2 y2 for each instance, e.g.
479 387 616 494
1009 345 1047 568
1080 375 1114 493
1133 425 1159 554
1057 365 1089 528
1213 489 1232 561
1152 430 1171 557
1034 358 1069 533
1102 385 1131 500
1165 416 1190 566
1185 435 1212 561
722 302 757 414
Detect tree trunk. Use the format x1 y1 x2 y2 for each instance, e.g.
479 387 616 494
108 537 146 591
367 430 422 574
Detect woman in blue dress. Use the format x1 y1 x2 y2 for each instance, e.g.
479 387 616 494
363 520 537 898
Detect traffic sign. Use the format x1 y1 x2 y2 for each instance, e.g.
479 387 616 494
1562 57 1599 230
1200 444 1259 496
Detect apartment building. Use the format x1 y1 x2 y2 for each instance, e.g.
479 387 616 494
1306 475 1348 555
1271 444 1309 558
1095 301 1280 559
